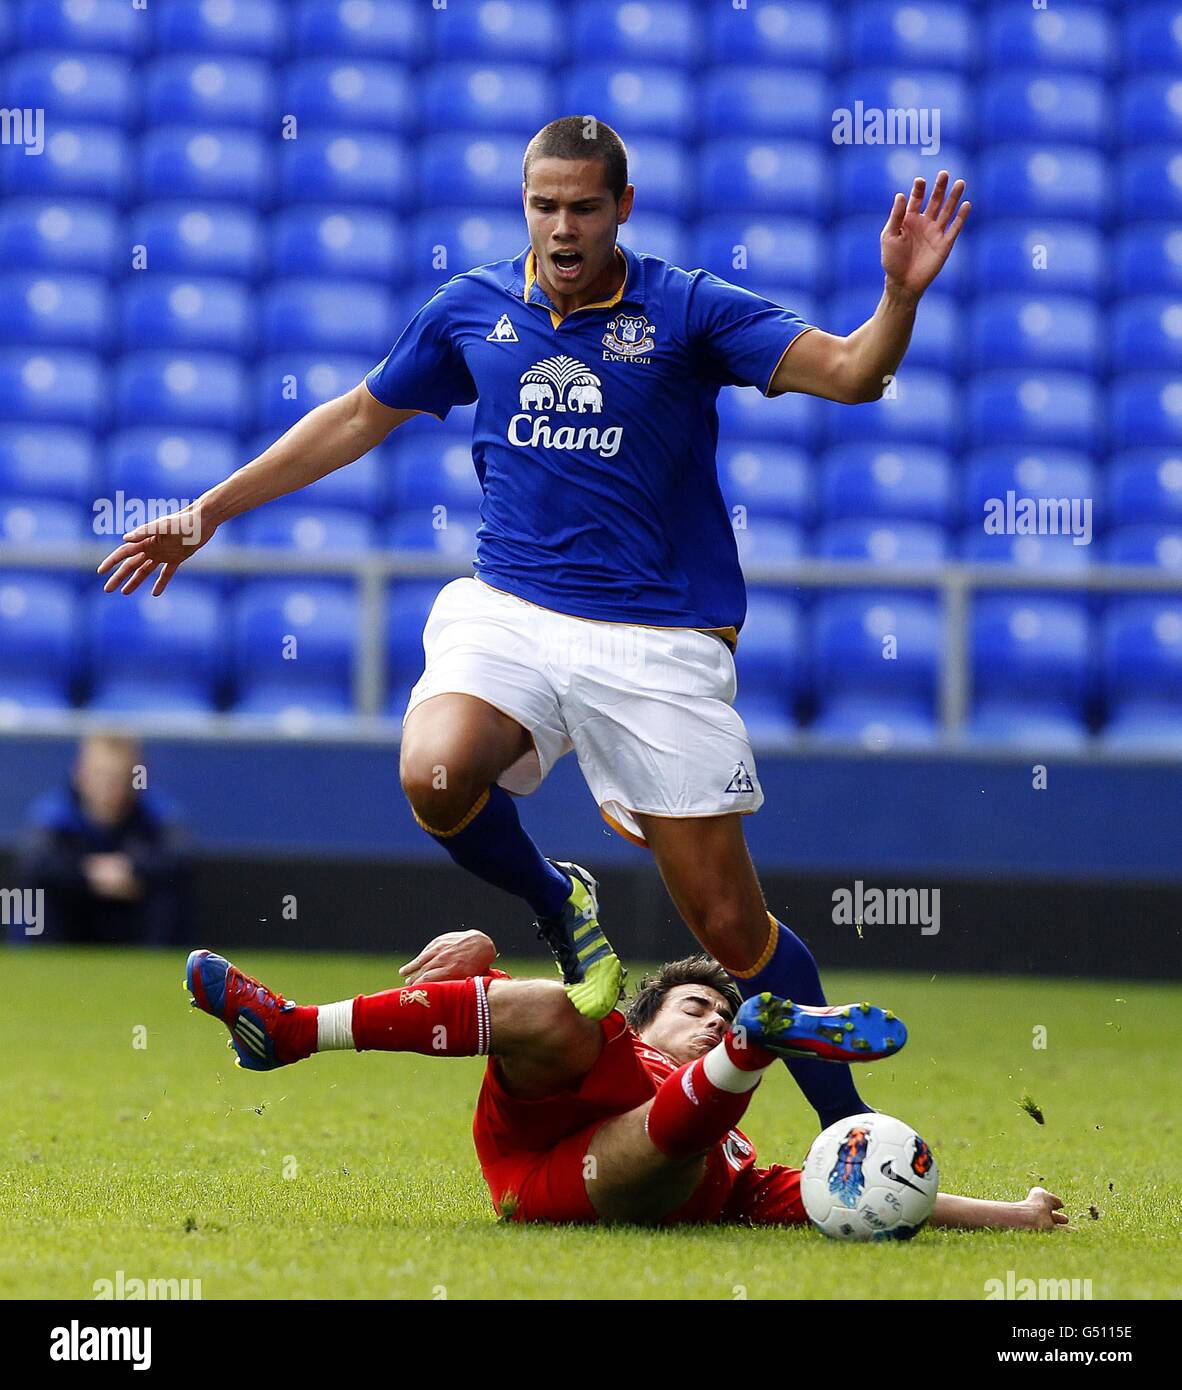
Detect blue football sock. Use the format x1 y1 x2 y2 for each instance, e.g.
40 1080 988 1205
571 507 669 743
417 783 572 921
729 917 874 1131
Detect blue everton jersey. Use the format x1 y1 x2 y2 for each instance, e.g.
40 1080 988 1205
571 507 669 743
365 242 812 634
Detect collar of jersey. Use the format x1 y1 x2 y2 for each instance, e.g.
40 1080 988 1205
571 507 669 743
521 243 643 328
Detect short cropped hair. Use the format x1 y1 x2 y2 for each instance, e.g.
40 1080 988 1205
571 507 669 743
624 953 741 1033
522 115 629 202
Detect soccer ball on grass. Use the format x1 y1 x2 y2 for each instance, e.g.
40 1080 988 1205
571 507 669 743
801 1112 938 1241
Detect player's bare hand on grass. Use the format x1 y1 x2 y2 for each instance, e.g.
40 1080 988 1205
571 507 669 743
881 170 970 302
400 929 497 985
1021 1186 1070 1231
97 504 214 596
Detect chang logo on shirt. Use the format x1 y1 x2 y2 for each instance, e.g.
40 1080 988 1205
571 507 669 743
507 354 624 459
602 313 656 362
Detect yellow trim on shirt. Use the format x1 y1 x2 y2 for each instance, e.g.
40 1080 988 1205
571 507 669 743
524 246 629 329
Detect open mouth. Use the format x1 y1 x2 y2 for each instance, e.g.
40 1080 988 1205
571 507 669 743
551 249 583 280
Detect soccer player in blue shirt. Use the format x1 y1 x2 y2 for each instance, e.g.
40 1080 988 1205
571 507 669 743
99 118 970 1130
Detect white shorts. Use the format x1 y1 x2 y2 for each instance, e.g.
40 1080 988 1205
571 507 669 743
403 577 763 845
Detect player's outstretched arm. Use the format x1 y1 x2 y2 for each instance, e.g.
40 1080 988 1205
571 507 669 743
399 929 501 985
770 170 969 404
97 382 420 596
930 1186 1069 1232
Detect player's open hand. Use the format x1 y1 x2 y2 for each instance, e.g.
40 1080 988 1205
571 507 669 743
1021 1186 1070 1231
97 504 214 596
881 170 970 301
400 929 498 985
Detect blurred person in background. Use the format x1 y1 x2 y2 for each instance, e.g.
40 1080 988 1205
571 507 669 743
11 732 193 946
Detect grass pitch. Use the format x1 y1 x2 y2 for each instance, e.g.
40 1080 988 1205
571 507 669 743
1 947 1178 1301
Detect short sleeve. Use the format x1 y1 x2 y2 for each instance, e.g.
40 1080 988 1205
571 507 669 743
685 269 814 394
365 283 477 420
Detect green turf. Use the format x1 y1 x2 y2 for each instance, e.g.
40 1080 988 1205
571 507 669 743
1 947 1178 1300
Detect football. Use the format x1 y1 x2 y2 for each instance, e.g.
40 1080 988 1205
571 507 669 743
801 1113 939 1241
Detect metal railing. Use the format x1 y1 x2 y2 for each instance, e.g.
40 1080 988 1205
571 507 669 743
3 540 1182 738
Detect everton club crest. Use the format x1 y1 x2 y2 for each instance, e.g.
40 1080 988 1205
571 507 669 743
602 313 656 362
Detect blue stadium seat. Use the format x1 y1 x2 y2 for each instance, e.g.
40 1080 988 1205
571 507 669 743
716 385 820 448
272 206 405 284
430 0 558 63
1105 524 1182 570
387 579 444 685
232 681 354 723
847 3 974 72
241 506 376 553
1119 147 1182 220
961 529 1092 573
1110 373 1182 449
827 288 962 372
418 134 520 209
980 73 1108 148
143 55 276 129
1124 5 1182 74
1 124 129 202
85 680 218 716
0 573 78 697
119 277 254 355
1108 449 1182 528
735 590 807 704
294 0 426 62
732 518 805 567
1119 75 1182 147
85 583 224 712
18 0 148 55
1116 223 1182 294
105 427 240 504
129 203 263 279
732 692 798 747
813 592 941 703
1101 699 1182 752
614 137 689 218
974 221 1105 297
963 448 1098 536
140 128 273 207
824 369 958 451
0 271 112 350
1112 296 1182 370
718 443 813 527
700 140 827 217
819 445 952 526
422 63 554 135
967 371 1101 451
693 217 825 294
229 579 358 698
707 1 835 69
561 65 693 140
984 5 1113 75
246 430 383 515
407 210 523 284
980 146 1106 223
0 425 96 504
617 212 688 267
0 349 105 429
810 694 938 749
832 69 972 150
967 698 1089 751
114 352 246 434
969 295 1103 375
281 59 414 134
384 510 480 560
702 66 829 141
254 353 371 432
835 147 970 218
815 519 948 567
0 495 85 545
259 279 393 355
972 595 1091 711
6 51 135 124
570 1 698 66
387 434 482 515
1103 598 1182 705
155 0 285 60
0 198 120 274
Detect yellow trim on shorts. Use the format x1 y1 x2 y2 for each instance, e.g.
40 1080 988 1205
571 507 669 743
413 786 490 838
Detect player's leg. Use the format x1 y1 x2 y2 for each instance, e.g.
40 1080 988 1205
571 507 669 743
636 810 875 1131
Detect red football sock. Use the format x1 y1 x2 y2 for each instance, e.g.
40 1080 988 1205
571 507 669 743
351 977 490 1056
645 1055 760 1160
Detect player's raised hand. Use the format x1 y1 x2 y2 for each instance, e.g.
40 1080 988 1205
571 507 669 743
400 929 498 985
1022 1186 1070 1230
96 504 214 597
881 170 970 301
